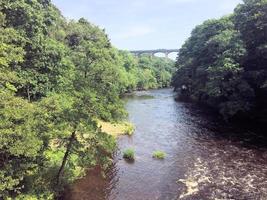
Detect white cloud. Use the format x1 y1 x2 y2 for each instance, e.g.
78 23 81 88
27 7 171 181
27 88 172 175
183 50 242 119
117 25 155 39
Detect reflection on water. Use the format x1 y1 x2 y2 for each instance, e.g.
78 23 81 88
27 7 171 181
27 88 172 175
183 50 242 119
64 88 267 200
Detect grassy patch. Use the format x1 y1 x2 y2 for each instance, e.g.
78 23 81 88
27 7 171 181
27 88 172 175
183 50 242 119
123 148 135 160
97 120 134 137
152 151 166 159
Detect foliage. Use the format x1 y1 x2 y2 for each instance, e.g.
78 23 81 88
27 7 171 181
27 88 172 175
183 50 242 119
123 148 135 160
122 122 135 136
172 0 267 122
0 90 43 197
0 0 174 198
152 151 166 159
118 51 175 92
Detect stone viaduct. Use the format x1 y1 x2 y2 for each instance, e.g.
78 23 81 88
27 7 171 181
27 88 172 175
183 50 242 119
129 49 179 58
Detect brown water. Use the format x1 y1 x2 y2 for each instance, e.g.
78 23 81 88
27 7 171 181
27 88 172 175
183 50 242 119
64 88 267 200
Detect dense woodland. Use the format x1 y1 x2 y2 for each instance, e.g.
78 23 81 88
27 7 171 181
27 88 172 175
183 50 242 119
172 0 267 123
0 0 174 199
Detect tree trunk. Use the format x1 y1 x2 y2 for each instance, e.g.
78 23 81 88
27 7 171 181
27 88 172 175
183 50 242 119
27 85 31 102
56 131 76 186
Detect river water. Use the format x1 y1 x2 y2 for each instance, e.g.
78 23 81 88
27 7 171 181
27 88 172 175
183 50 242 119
64 88 267 200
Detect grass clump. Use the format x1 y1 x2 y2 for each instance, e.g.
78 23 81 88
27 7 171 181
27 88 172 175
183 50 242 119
152 151 166 159
123 122 135 136
123 148 135 160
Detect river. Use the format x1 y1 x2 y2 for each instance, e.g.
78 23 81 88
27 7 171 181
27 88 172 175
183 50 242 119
64 88 267 200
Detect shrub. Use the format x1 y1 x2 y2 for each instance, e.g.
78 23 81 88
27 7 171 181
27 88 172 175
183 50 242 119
152 151 166 159
123 122 135 136
123 148 135 160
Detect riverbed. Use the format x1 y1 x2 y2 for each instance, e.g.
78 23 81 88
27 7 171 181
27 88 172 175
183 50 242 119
64 88 267 200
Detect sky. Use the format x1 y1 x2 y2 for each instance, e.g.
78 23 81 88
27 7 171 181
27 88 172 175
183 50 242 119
52 0 242 58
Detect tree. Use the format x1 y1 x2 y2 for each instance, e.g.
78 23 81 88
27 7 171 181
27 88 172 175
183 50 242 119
234 0 267 121
172 0 267 122
0 90 43 198
0 0 176 198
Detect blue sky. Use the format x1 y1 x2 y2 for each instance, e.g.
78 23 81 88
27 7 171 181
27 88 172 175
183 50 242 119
52 0 242 55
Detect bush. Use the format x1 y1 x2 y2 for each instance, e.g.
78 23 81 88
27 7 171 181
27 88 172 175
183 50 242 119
123 122 135 136
152 151 166 159
123 148 135 160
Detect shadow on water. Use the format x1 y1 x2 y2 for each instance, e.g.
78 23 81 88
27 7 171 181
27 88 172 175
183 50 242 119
181 102 267 149
63 88 267 200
